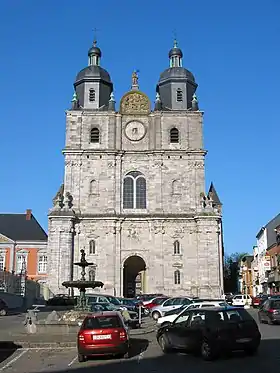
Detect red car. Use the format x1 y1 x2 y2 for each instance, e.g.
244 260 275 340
145 297 169 310
77 311 129 362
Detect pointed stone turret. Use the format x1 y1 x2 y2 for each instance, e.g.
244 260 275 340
208 182 222 212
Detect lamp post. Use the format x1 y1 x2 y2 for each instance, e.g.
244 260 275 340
242 266 250 309
20 256 27 297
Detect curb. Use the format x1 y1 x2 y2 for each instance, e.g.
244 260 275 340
14 341 77 348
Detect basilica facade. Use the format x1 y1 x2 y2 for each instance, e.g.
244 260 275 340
47 39 224 298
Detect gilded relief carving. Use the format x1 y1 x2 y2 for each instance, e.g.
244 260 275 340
120 92 150 114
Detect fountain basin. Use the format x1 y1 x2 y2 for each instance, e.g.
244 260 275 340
62 280 104 289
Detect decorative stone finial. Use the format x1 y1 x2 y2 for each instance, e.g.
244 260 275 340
131 70 139 90
108 91 116 111
154 92 162 111
192 93 199 111
71 91 79 110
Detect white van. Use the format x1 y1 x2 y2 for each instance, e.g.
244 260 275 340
231 294 252 307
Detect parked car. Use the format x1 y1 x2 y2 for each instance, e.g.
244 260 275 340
117 298 149 316
224 293 234 304
0 299 8 316
258 298 280 324
252 294 269 308
77 311 129 362
86 294 121 306
231 294 252 307
151 297 193 320
46 295 76 307
157 306 261 360
157 301 228 327
144 297 169 311
136 294 165 305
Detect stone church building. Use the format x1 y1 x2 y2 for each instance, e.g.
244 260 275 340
47 38 224 298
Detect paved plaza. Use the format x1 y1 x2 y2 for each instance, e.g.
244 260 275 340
0 310 280 373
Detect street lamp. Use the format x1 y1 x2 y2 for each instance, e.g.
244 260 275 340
242 266 250 309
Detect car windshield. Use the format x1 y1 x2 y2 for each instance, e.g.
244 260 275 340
106 296 121 305
83 316 121 329
271 300 280 309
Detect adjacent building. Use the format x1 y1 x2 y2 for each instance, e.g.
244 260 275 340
252 214 280 295
47 38 224 298
0 209 48 285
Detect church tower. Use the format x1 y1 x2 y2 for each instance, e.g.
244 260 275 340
47 38 224 299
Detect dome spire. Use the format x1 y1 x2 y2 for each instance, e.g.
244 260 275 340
88 33 102 67
169 39 183 68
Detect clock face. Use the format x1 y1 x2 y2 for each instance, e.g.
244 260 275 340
124 121 146 141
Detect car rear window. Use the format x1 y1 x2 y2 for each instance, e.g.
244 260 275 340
83 316 121 329
271 300 280 309
225 309 253 321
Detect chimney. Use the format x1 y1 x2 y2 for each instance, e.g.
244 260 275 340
26 209 32 221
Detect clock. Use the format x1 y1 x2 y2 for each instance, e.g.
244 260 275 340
124 121 146 141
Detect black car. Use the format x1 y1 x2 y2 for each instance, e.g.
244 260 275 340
117 298 138 312
258 297 280 324
157 306 260 360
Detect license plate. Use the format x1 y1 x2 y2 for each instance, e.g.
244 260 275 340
92 334 111 340
236 338 251 343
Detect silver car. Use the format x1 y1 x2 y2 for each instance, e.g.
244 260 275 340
150 297 193 320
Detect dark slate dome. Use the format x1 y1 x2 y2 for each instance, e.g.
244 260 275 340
159 67 195 83
75 65 111 84
88 45 102 57
169 47 183 58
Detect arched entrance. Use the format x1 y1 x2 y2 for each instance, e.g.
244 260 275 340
123 256 146 298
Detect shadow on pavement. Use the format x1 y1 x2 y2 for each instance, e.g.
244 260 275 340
40 338 280 373
0 342 22 364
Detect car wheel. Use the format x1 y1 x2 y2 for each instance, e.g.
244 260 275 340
78 353 86 363
158 334 172 353
143 308 150 316
0 309 7 316
161 322 171 328
152 311 160 320
201 340 217 361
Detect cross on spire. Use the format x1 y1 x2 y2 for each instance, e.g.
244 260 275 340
93 27 99 45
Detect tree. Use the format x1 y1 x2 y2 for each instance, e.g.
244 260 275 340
224 252 249 293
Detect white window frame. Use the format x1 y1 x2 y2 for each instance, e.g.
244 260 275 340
16 251 28 274
123 174 146 209
0 250 6 271
37 253 47 274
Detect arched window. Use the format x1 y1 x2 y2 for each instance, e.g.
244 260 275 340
89 240 96 255
174 270 181 285
172 180 181 195
174 240 180 255
123 171 146 209
89 88 95 102
176 88 183 102
90 127 100 143
89 267 96 281
89 179 96 194
170 128 179 143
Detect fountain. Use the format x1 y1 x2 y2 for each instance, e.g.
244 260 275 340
62 249 104 311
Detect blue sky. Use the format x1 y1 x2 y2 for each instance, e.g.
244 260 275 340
0 0 279 254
